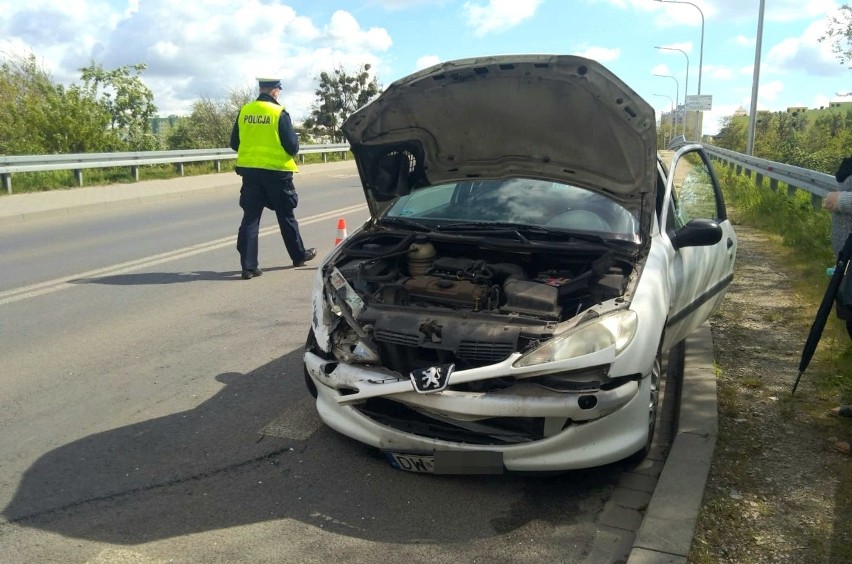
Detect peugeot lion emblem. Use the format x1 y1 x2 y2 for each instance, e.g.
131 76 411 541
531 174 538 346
409 364 455 394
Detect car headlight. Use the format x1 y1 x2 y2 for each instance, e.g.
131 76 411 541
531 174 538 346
514 310 638 367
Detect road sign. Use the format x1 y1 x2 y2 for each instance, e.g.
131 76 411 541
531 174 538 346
685 94 712 111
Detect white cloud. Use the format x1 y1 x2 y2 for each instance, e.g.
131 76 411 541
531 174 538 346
703 102 745 135
574 46 621 63
734 35 755 48
758 0 835 23
369 0 448 9
0 2 396 120
325 10 392 52
765 19 845 78
813 93 832 109
707 65 734 80
415 55 442 70
462 0 543 37
758 80 785 104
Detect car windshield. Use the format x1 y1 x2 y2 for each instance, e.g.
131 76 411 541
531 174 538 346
384 178 640 241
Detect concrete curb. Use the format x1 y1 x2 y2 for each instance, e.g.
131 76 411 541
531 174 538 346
628 322 717 563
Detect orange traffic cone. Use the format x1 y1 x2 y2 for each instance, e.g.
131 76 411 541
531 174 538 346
334 217 348 245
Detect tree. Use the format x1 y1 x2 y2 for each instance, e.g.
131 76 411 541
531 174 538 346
80 62 158 150
0 52 117 155
167 86 254 150
820 5 852 64
303 64 381 142
713 115 748 153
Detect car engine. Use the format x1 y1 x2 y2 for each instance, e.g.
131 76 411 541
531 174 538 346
322 232 634 376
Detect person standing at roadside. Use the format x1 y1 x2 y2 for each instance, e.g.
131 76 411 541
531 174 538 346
828 156 852 339
230 77 316 279
826 156 852 454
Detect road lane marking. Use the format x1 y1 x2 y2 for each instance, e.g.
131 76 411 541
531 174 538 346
0 204 367 306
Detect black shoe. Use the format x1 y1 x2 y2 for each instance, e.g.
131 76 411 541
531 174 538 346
241 268 263 279
293 248 317 267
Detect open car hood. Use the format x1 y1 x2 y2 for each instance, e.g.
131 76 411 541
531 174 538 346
342 54 657 221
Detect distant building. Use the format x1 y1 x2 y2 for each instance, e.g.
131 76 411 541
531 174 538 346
829 101 852 109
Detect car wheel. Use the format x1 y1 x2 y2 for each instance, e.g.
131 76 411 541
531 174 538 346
304 329 318 399
627 349 662 462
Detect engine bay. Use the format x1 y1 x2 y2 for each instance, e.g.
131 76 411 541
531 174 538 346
322 232 636 375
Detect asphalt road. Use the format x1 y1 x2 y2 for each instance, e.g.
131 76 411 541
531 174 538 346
0 163 673 563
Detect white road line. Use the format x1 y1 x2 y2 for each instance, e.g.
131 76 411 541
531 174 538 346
0 204 367 306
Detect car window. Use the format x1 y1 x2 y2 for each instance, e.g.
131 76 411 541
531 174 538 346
669 152 722 227
389 183 456 217
385 178 639 238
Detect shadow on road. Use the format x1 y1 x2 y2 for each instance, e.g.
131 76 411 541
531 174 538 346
69 268 295 285
3 349 625 545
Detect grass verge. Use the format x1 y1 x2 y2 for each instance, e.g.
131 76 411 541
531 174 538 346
718 166 852 400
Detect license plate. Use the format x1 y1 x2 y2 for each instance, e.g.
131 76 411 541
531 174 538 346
386 452 434 473
385 451 504 474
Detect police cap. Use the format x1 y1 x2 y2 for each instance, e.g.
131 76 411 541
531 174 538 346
257 77 282 89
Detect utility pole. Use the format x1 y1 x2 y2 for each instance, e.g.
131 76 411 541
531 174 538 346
746 0 766 155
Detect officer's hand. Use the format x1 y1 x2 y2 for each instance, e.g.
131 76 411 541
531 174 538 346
824 191 840 212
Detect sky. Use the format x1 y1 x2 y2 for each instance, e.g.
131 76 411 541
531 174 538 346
1 0 850 136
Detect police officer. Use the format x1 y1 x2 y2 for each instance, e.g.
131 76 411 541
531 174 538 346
229 77 316 279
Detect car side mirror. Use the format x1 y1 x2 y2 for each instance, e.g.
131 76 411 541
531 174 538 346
671 218 723 250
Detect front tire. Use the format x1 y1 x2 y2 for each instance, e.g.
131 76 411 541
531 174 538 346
627 349 663 462
304 329 318 398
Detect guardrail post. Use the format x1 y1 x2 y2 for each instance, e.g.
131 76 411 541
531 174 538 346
745 169 752 179
769 178 778 192
811 193 822 210
214 160 221 173
787 185 797 198
2 173 11 194
74 169 84 187
735 165 742 176
176 163 185 176
131 166 140 182
322 152 327 163
755 173 764 188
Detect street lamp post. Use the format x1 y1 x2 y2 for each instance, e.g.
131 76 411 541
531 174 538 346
655 0 705 137
746 0 766 155
655 46 690 138
654 74 680 137
655 0 704 94
653 93 675 146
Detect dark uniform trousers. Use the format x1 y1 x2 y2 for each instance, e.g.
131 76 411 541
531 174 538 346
236 173 307 270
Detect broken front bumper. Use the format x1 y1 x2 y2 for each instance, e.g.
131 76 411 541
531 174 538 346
304 351 652 471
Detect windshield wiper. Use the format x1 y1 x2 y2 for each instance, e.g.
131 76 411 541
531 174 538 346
437 222 639 253
377 216 434 232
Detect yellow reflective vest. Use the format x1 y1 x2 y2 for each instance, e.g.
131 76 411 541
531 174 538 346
235 100 298 172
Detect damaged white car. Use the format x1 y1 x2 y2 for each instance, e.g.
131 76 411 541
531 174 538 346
304 55 736 474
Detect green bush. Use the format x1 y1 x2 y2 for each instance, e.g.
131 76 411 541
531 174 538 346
719 167 834 265
718 165 851 399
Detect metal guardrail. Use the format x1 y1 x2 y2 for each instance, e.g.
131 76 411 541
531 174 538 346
1 141 841 203
0 143 351 194
701 144 838 209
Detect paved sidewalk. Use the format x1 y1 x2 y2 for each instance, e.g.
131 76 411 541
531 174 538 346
0 164 718 563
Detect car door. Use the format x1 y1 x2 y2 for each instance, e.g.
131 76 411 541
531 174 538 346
660 145 737 349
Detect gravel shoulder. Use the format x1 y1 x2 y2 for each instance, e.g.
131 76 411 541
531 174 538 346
689 224 852 563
